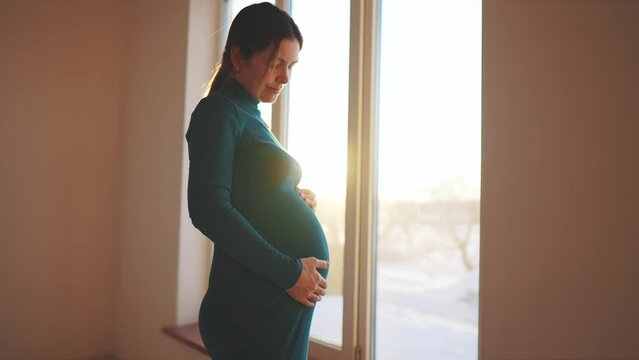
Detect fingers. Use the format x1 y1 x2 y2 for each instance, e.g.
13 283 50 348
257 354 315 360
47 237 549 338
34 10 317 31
307 189 316 200
303 197 315 210
314 285 326 297
300 298 315 307
299 188 316 200
286 261 328 307
314 258 330 270
287 287 317 307
308 198 317 210
298 290 320 306
318 276 328 289
307 287 325 303
303 257 329 270
297 188 318 210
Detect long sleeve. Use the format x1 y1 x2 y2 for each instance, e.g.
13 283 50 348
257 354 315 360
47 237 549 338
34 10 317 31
186 96 302 289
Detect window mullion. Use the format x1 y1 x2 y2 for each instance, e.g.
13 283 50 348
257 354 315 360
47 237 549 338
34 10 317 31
344 0 379 359
272 0 291 147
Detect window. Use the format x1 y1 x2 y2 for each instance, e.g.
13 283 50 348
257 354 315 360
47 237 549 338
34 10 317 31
375 1 482 358
201 1 482 358
287 0 351 347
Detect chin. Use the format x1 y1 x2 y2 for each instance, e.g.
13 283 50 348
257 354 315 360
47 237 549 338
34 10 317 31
260 94 280 103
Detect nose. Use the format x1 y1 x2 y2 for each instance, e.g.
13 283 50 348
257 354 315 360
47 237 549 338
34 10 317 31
277 66 290 85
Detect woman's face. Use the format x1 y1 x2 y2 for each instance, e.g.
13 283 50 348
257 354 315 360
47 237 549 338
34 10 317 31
232 38 300 103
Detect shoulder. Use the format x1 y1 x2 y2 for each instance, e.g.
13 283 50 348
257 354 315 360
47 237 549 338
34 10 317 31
186 95 244 141
191 94 245 130
194 94 239 120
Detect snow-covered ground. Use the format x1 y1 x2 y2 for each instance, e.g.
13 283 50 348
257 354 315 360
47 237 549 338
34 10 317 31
310 260 479 359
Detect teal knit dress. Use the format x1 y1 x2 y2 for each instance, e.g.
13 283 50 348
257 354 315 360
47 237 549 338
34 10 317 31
186 75 330 360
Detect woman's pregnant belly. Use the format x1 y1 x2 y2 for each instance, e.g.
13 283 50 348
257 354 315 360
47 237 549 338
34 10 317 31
236 181 330 278
203 182 330 312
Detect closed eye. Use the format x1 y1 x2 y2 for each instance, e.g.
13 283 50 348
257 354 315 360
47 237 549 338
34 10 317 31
275 57 298 69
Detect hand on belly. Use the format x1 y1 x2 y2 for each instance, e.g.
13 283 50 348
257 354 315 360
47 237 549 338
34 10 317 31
296 187 317 212
285 257 329 307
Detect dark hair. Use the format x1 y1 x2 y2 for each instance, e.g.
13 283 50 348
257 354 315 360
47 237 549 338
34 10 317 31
205 2 303 97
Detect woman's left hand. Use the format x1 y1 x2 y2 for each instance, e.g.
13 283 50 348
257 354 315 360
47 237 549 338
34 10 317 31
297 187 317 212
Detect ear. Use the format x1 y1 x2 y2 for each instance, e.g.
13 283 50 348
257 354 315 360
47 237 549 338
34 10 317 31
230 47 243 74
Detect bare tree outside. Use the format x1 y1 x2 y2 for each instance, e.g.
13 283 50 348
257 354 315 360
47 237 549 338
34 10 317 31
378 177 479 270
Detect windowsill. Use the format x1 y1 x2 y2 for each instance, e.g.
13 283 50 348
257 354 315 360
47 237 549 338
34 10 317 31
162 323 207 355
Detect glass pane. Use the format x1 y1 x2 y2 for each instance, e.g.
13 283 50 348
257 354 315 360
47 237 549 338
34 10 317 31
288 0 351 347
375 0 482 359
227 0 274 127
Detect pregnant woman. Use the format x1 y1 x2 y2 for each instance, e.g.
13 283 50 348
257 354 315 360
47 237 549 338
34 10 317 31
185 3 330 359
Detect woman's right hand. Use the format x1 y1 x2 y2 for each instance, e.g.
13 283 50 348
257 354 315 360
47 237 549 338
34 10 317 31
286 257 329 307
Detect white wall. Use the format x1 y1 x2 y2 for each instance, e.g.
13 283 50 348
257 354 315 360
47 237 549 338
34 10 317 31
0 1 126 358
114 0 209 359
480 1 639 359
1 0 212 359
176 0 220 327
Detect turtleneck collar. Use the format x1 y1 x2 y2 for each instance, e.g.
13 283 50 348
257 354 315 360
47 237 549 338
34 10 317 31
216 74 260 112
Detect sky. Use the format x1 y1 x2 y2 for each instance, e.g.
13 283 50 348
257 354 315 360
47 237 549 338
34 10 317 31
284 0 482 202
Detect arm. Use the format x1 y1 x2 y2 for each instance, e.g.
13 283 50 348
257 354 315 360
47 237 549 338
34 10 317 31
186 96 302 289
